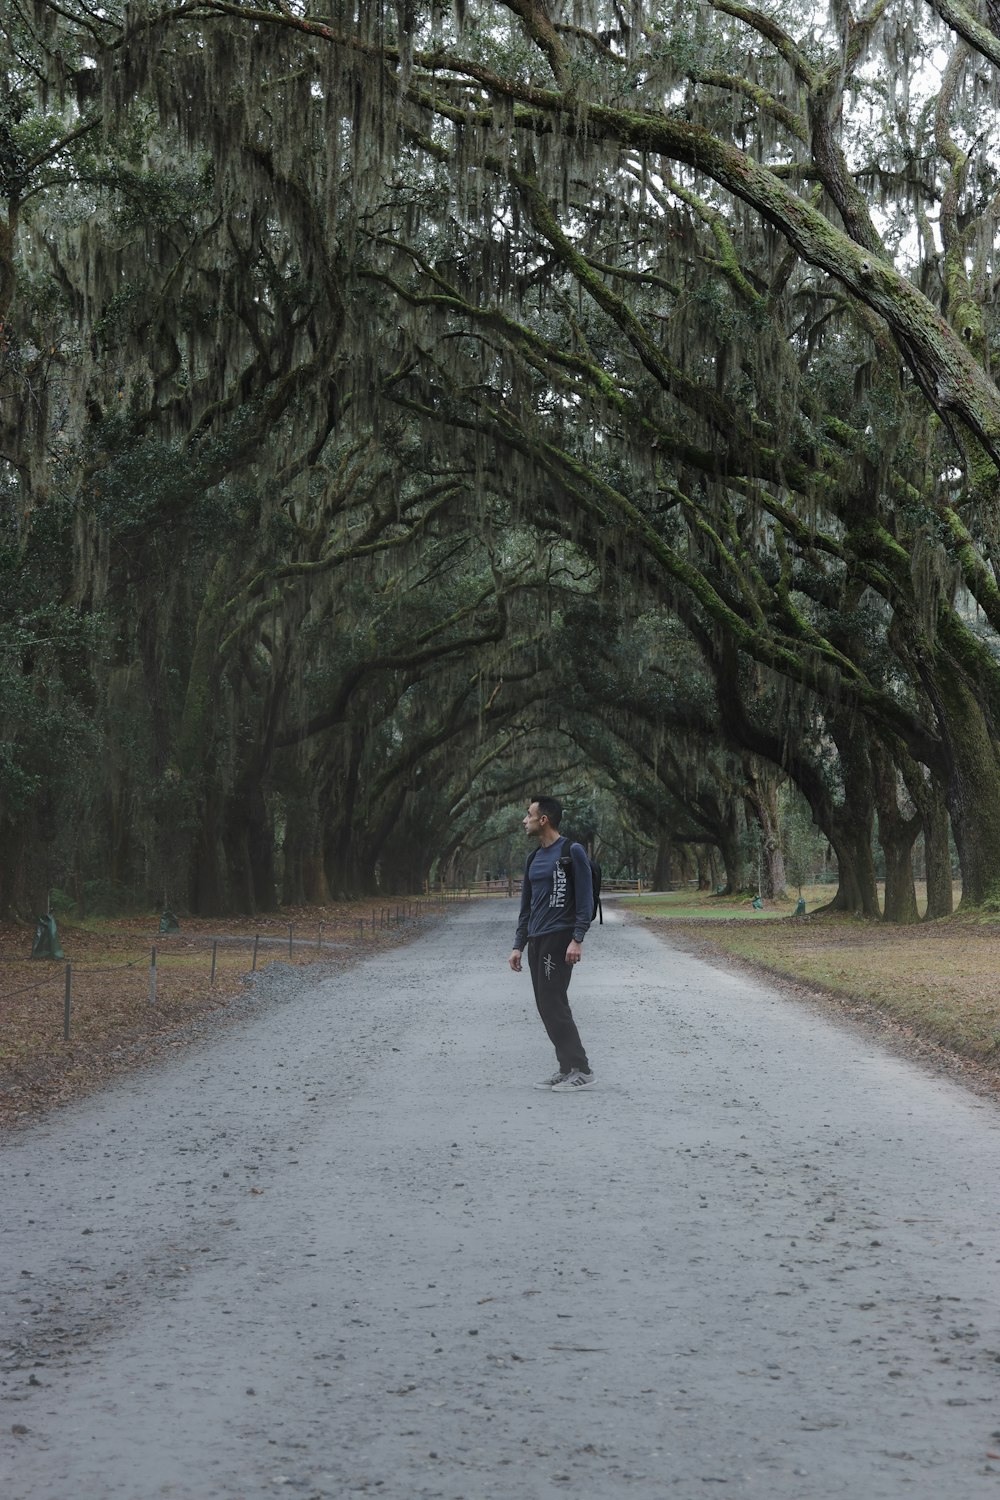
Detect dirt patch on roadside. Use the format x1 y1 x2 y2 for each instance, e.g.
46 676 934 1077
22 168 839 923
0 901 437 1128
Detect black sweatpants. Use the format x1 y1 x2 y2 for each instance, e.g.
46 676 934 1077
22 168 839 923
527 928 590 1074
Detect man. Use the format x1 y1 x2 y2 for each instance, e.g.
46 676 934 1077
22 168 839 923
508 797 595 1092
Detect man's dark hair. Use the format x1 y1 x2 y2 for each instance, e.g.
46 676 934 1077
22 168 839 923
534 796 563 827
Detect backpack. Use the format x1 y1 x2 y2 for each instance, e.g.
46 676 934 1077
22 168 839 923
526 838 603 925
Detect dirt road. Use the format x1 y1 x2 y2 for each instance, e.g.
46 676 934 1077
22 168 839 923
3 900 1000 1499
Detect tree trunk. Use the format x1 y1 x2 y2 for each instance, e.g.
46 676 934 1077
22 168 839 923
880 833 920 923
653 836 673 890
874 745 920 924
188 821 227 916
322 729 366 897
282 792 331 905
716 822 750 894
922 799 954 919
0 821 41 919
899 757 955 922
177 571 228 915
743 758 787 899
817 721 880 917
224 785 277 914
822 819 880 917
928 666 1000 907
823 766 880 917
302 843 331 904
365 786 410 893
325 835 366 898
108 787 133 894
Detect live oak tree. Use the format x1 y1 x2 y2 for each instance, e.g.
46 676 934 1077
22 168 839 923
5 0 1000 915
322 0 1000 908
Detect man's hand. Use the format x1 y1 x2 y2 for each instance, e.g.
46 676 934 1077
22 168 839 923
566 939 583 965
508 949 523 972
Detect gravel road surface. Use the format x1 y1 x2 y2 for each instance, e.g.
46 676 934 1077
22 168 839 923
3 899 1000 1500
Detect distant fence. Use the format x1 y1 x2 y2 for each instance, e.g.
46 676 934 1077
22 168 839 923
1 892 468 1043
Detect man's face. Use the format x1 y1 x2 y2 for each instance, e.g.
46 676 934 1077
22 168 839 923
523 802 545 838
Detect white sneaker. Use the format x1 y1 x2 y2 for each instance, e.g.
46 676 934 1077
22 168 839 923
551 1070 595 1092
534 1070 570 1090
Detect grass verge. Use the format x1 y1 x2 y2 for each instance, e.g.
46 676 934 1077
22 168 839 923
621 890 1000 1075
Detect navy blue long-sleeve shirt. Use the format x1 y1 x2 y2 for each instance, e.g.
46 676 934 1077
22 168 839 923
513 836 594 949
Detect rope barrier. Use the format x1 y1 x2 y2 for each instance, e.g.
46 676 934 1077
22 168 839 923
61 959 145 974
1 977 66 1001
0 899 455 1013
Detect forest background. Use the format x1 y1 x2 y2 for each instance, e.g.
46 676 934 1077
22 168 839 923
5 0 1000 928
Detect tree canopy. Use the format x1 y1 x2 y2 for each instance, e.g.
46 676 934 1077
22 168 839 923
4 0 1000 915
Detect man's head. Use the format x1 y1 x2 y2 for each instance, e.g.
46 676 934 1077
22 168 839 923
523 796 562 840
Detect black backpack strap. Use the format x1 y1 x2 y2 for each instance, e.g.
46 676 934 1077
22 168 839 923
565 841 601 924
558 839 579 890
